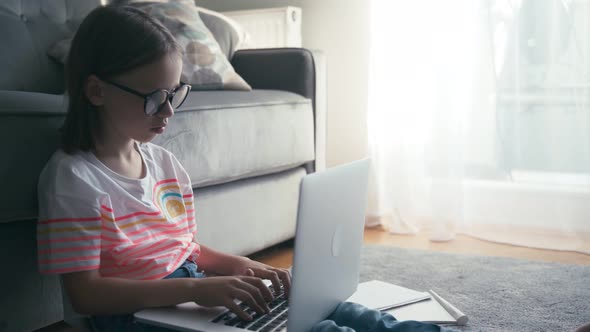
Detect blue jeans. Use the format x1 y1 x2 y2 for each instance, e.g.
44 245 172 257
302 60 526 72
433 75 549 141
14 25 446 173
90 262 455 332
312 302 457 332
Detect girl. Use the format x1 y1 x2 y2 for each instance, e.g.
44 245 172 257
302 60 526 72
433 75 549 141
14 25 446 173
38 4 453 332
37 5 289 331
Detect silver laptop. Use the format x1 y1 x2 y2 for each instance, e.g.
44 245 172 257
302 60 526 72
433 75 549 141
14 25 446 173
134 158 370 332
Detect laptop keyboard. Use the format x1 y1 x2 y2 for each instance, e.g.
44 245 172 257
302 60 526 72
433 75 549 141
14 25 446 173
211 284 288 331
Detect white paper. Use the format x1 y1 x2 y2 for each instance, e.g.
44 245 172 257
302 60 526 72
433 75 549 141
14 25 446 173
346 280 431 310
387 298 457 323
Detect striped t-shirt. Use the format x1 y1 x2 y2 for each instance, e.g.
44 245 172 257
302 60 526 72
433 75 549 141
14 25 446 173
37 142 199 280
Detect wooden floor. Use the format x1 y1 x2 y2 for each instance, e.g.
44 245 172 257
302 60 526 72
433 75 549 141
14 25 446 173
250 225 590 268
37 225 590 331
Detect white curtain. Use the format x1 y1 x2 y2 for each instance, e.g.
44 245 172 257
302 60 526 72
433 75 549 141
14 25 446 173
367 0 590 254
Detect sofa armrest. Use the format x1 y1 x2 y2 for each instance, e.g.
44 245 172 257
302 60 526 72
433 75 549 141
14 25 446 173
0 91 65 224
231 48 326 172
232 48 315 101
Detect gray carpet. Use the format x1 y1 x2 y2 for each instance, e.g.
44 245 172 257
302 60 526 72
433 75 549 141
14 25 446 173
359 245 590 332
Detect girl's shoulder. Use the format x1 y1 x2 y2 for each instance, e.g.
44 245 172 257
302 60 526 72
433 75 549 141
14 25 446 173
41 149 93 177
38 149 98 191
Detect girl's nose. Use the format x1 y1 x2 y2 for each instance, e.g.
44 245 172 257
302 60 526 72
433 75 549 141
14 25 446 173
156 100 174 118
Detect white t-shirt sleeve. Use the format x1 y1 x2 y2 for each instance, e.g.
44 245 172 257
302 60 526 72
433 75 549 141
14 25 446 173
37 154 103 275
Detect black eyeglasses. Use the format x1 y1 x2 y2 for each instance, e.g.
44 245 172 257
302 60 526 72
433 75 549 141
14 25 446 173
98 77 191 116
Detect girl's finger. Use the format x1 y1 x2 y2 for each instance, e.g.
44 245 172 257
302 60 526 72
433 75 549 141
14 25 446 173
242 274 275 302
225 298 252 322
249 268 282 297
275 268 292 297
235 282 270 314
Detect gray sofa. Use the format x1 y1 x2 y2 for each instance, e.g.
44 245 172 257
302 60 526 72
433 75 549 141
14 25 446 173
0 1 326 331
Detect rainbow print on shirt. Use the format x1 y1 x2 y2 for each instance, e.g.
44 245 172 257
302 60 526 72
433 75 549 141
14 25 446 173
153 179 186 220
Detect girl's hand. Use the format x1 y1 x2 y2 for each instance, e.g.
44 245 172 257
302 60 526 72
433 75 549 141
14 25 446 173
196 245 291 298
232 257 292 298
191 276 273 321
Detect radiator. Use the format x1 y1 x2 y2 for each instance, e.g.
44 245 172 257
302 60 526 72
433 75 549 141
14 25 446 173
221 6 302 49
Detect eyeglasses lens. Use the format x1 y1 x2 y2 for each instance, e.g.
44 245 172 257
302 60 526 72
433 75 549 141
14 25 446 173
171 85 190 109
145 91 168 116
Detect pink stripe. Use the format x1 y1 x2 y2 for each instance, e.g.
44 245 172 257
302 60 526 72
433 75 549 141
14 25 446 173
102 204 164 222
105 217 190 238
170 246 189 269
130 225 192 244
122 242 181 264
39 217 101 225
101 215 188 235
186 209 194 214
102 252 177 277
100 246 179 273
37 235 101 245
115 240 181 263
100 226 188 243
101 205 113 213
114 210 163 222
155 178 178 187
125 248 189 280
39 255 100 265
182 194 192 198
41 264 99 274
38 244 100 255
121 244 182 269
101 234 131 244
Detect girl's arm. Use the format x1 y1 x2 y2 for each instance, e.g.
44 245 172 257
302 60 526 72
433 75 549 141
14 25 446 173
62 269 272 320
197 245 292 296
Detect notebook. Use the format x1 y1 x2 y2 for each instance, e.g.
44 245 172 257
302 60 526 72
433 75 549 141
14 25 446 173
346 280 431 310
134 159 371 332
347 280 468 326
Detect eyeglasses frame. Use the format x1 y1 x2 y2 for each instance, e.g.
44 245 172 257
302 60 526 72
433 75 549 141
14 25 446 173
97 76 191 116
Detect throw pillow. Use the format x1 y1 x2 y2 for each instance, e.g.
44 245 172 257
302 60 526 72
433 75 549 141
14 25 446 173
47 37 72 64
46 1 251 91
128 0 251 90
112 0 249 58
196 6 251 58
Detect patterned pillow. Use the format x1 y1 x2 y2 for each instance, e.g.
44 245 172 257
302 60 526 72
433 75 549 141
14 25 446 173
47 37 72 64
197 6 251 59
47 1 251 91
127 1 251 90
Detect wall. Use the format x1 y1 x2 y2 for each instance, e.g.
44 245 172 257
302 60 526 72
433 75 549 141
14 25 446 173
195 0 370 167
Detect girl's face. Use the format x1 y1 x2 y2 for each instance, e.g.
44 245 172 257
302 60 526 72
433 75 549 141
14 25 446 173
97 53 183 144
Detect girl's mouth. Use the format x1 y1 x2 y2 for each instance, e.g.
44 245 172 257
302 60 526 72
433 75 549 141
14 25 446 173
150 126 165 134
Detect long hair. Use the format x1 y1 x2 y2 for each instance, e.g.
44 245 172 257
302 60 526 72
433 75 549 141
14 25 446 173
61 5 182 154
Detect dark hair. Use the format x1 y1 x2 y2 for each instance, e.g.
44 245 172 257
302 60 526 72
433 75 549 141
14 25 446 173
61 5 182 154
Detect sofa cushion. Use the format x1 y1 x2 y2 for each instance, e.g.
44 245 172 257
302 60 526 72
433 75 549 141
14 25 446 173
153 90 315 187
0 89 314 223
0 0 101 93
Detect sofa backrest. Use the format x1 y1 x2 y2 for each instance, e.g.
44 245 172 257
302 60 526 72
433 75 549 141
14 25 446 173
0 0 101 94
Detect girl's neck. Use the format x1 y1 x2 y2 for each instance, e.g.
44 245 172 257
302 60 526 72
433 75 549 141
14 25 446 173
94 137 136 160
92 135 146 180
